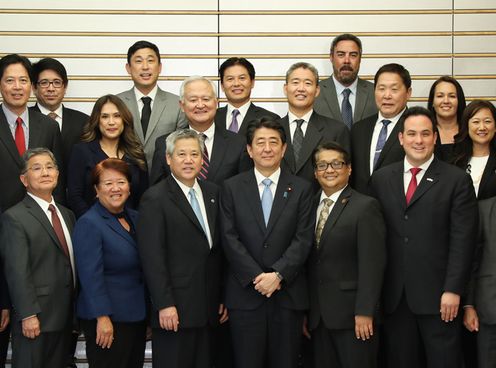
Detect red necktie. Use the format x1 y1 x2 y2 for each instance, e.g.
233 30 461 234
15 117 26 156
48 204 70 258
199 134 209 181
406 167 421 204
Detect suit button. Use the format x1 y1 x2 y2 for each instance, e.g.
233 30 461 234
263 243 268 248
404 215 408 220
404 237 409 243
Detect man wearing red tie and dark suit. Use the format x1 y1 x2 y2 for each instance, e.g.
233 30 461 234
371 107 478 368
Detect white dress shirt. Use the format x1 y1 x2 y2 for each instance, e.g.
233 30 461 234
402 155 435 194
2 104 29 147
333 75 358 113
288 110 313 141
226 101 251 130
37 103 63 130
254 167 281 200
134 85 158 117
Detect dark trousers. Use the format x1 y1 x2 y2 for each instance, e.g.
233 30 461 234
152 326 211 368
478 322 496 368
229 301 304 368
11 324 71 368
81 319 146 368
312 321 378 368
384 295 462 368
211 321 234 368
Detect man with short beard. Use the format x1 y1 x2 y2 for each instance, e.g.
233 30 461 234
314 33 377 129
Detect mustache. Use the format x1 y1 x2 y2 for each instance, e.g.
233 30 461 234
339 65 354 72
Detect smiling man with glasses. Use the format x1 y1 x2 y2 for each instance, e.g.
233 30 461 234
306 141 386 368
31 57 89 169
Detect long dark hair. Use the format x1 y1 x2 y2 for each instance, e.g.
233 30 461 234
427 76 466 125
82 94 147 171
451 100 496 168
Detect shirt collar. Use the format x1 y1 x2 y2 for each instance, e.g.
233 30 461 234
134 85 158 102
377 108 406 125
171 173 202 198
27 192 55 213
319 185 347 205
288 110 313 125
227 101 251 117
190 122 216 140
2 103 29 128
254 167 281 187
332 75 358 96
37 103 63 119
403 154 434 173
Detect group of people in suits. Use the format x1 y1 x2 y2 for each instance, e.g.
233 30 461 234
0 30 495 368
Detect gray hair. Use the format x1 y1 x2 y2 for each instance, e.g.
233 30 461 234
285 62 320 85
21 147 58 174
165 129 205 157
179 75 217 102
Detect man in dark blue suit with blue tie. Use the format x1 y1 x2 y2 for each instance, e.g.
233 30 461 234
220 118 314 368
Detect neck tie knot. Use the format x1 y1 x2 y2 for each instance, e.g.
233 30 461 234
48 111 58 120
295 119 305 128
410 167 421 177
141 96 152 106
382 119 391 127
262 178 272 188
342 88 351 98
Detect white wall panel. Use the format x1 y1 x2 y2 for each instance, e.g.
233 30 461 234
1 37 219 55
454 58 496 75
0 14 218 32
219 14 452 32
219 0 452 10
454 36 496 53
455 0 496 9
0 0 217 10
454 14 496 31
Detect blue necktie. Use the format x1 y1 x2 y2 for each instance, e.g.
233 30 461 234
373 119 391 168
261 178 273 226
341 88 353 129
188 188 208 237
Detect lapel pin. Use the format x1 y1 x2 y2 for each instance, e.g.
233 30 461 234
426 178 433 182
341 198 348 204
283 186 292 199
210 198 215 203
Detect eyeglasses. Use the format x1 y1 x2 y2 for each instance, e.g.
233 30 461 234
27 164 58 174
315 160 346 171
37 79 64 88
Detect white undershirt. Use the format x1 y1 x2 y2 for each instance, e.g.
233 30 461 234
468 155 489 197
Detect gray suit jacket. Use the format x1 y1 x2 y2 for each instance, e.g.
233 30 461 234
117 87 188 171
466 197 496 324
314 77 377 124
0 195 75 332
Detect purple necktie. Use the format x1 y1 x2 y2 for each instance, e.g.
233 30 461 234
228 109 240 133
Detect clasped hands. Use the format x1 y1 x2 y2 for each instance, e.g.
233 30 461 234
253 272 281 298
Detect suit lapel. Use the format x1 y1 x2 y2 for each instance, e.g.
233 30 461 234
95 203 135 245
318 186 352 247
23 196 67 256
214 106 227 128
322 79 342 120
407 159 439 208
479 152 496 197
0 107 23 167
28 110 44 148
243 172 267 233
354 80 368 123
199 181 217 247
388 163 407 211
208 126 227 181
166 177 210 245
122 89 143 143
265 171 291 236
146 88 168 145
281 116 296 171
295 113 322 173
360 115 377 176
375 119 401 170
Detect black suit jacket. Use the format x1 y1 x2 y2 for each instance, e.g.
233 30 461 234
0 106 64 211
67 140 148 218
215 102 280 137
370 158 478 315
220 169 314 311
30 104 88 167
466 197 496 324
280 112 350 188
351 113 405 195
0 195 75 331
470 150 496 200
149 124 253 186
307 186 386 330
137 176 222 329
